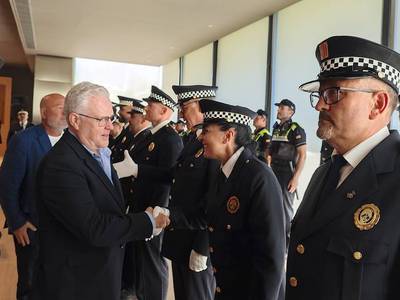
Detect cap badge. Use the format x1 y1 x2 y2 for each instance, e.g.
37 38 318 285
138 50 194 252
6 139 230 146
148 142 155 152
319 41 329 60
195 148 203 158
378 71 385 79
354 203 380 231
227 196 240 214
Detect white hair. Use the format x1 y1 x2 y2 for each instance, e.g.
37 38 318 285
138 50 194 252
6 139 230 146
64 81 110 115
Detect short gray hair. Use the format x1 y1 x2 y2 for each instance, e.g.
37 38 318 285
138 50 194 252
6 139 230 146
64 81 110 115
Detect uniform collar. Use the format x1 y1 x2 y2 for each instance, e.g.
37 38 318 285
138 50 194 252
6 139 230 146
221 146 245 178
150 119 170 134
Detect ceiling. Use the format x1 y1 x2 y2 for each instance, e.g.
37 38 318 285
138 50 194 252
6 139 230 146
4 0 300 67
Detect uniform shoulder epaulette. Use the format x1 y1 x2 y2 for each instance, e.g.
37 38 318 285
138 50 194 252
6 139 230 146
290 122 300 130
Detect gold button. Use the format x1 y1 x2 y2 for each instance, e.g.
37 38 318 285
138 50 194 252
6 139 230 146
145 157 150 160
169 228 174 231
296 244 305 254
208 226 214 232
289 277 298 287
226 224 231 230
209 246 214 253
216 286 222 293
353 251 362 260
190 163 194 167
213 267 217 273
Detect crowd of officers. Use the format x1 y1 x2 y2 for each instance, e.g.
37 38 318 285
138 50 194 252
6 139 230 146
110 83 306 300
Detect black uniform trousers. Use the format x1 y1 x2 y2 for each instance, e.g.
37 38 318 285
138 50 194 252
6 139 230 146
135 234 168 300
271 164 294 247
13 231 39 300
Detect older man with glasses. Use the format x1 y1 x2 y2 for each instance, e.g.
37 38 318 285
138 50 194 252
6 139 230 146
285 36 400 300
33 81 170 300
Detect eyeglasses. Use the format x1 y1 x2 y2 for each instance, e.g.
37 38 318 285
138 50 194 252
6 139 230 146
77 113 117 127
310 87 382 108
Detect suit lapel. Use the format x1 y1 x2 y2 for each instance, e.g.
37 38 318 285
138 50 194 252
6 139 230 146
36 125 52 153
64 131 125 211
295 131 399 240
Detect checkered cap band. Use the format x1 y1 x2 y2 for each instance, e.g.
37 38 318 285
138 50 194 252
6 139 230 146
204 111 252 126
321 56 400 91
150 93 175 109
132 107 145 114
177 89 216 101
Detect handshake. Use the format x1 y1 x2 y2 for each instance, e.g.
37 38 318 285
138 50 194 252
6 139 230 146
145 206 170 236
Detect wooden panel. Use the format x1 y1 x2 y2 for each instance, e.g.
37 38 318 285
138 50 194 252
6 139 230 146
0 208 17 300
0 76 12 156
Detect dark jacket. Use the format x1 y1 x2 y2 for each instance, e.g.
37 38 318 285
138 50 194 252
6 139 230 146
34 130 152 300
0 124 51 232
7 121 34 144
286 131 400 300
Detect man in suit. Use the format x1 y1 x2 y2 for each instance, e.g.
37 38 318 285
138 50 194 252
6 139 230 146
7 110 35 144
34 82 170 300
286 36 400 300
0 93 67 300
115 85 183 300
120 99 151 300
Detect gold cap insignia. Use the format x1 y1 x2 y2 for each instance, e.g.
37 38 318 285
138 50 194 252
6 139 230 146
227 196 240 214
354 203 380 231
195 148 203 158
148 142 155 152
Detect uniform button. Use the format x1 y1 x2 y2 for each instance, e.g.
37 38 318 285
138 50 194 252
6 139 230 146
189 163 194 168
169 195 172 200
169 227 174 231
178 163 182 167
145 157 150 160
289 277 298 287
226 224 231 230
296 244 305 254
209 246 214 253
208 226 214 232
353 251 362 260
130 189 134 194
245 159 250 163
213 267 217 273
172 178 175 184
215 286 222 293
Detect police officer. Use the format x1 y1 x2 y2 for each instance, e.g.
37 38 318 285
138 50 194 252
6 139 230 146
115 85 218 300
110 95 135 163
120 99 152 300
286 36 400 300
114 86 183 300
269 99 306 246
253 109 271 163
198 99 285 299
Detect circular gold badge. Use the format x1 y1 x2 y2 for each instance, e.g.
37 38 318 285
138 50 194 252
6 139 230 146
354 203 380 231
148 142 155 152
227 196 240 214
195 148 203 158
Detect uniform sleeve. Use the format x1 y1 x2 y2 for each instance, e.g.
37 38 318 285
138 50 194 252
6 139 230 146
248 168 286 299
0 134 29 231
291 126 306 148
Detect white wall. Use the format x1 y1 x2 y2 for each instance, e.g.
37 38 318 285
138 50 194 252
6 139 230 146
33 55 73 123
272 0 383 153
182 44 213 85
162 59 180 99
216 17 269 109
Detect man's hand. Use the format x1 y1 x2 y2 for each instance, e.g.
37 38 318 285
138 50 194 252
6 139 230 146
288 176 299 193
113 150 138 179
189 250 208 272
13 221 37 247
153 206 170 229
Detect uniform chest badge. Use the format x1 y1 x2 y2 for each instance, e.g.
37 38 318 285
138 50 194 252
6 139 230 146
195 148 203 158
227 196 240 214
354 203 380 231
148 142 155 152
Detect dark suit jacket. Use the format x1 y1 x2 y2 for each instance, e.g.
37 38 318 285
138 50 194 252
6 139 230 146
132 124 183 212
35 130 153 300
0 124 51 232
7 121 34 144
110 125 134 163
286 131 400 300
206 148 285 300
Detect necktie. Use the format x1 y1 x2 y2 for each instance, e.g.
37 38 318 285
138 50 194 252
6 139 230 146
315 155 347 212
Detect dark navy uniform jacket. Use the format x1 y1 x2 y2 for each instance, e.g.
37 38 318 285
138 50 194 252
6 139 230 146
133 124 183 212
286 131 400 300
206 147 285 300
110 125 134 163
